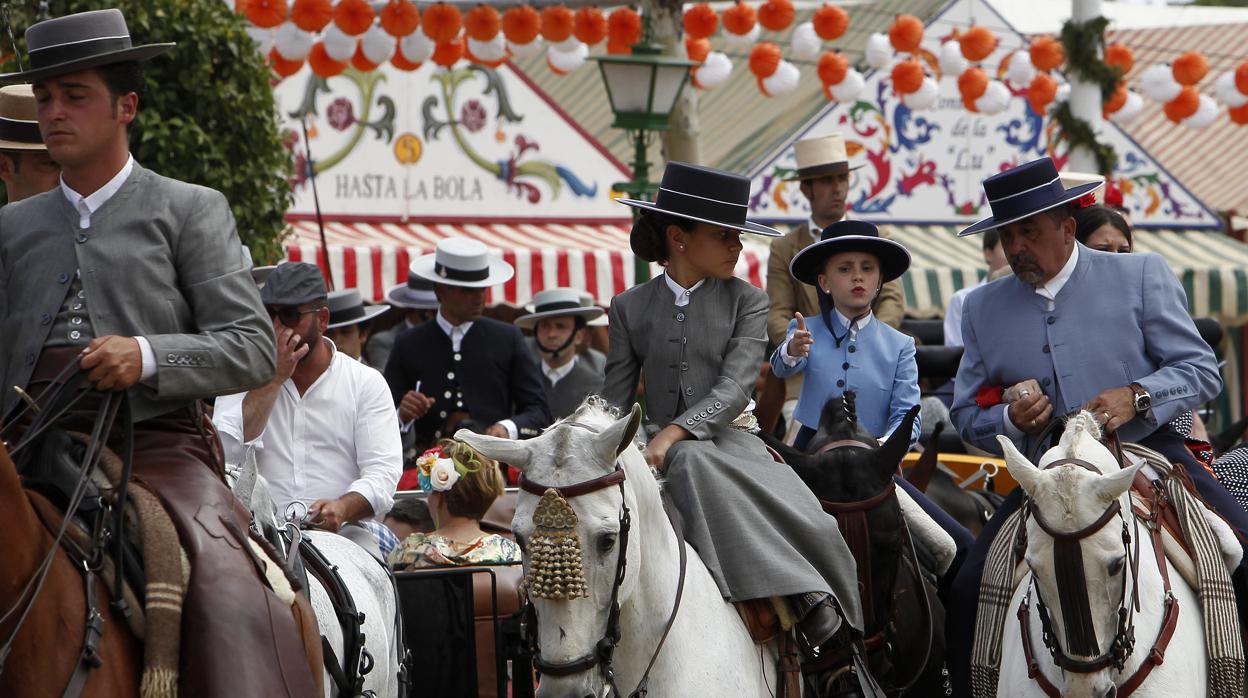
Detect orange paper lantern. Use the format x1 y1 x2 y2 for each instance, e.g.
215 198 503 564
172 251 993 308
432 38 465 67
574 7 607 45
1029 36 1064 72
503 6 540 45
465 5 501 41
268 47 303 78
1027 73 1057 113
722 2 757 36
817 50 848 85
423 3 463 43
291 0 333 32
351 44 379 72
758 0 795 32
334 0 374 36
960 25 997 63
683 3 718 40
888 14 923 54
812 4 848 41
1104 43 1134 75
541 5 574 42
1229 102 1248 125
607 8 641 48
958 67 988 100
1163 85 1200 123
685 37 710 63
242 0 287 29
308 42 347 77
391 51 422 71
749 42 781 78
1236 62 1248 95
891 59 924 94
1172 51 1208 86
1103 82 1127 115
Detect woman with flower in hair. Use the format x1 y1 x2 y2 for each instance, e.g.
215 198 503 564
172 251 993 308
387 440 521 569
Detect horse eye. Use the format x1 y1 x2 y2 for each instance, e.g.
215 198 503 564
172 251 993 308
597 534 617 555
1108 556 1125 576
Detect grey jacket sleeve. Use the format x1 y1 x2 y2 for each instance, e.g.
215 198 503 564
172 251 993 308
603 297 641 414
676 288 768 440
143 187 277 398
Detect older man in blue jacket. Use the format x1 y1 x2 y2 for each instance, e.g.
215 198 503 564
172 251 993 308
944 158 1244 696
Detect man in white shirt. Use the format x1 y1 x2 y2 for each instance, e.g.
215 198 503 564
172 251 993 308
214 262 403 558
516 288 605 420
942 228 1006 346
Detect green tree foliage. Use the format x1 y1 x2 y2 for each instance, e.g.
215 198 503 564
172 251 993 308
1 0 292 262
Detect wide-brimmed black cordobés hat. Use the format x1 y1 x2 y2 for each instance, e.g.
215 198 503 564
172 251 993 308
958 157 1104 237
616 162 781 255
790 220 911 285
0 9 174 84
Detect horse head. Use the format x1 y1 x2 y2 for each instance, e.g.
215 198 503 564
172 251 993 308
456 399 654 698
999 412 1144 696
806 391 878 454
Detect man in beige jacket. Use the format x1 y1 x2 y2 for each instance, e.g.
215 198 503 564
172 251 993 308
766 134 905 441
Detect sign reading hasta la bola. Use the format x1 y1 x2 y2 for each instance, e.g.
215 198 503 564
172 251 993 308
273 61 630 220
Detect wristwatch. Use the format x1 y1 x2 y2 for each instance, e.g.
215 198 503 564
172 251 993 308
1128 383 1152 414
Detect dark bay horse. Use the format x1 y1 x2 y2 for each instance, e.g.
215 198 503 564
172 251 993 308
0 441 141 697
762 398 946 696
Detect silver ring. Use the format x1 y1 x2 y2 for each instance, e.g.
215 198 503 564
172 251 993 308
1103 411 1111 423
1019 390 1030 398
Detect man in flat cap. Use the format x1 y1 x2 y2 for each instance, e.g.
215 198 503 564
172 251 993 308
0 10 321 696
214 263 402 559
0 84 59 202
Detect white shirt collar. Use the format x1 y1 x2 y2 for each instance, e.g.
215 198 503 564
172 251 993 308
664 272 705 308
543 355 578 384
436 310 474 352
1035 244 1079 303
808 219 824 239
834 309 873 339
60 155 134 229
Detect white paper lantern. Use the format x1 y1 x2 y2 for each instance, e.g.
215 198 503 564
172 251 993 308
1055 81 1071 104
975 80 1010 115
361 24 396 65
762 60 800 97
830 68 865 102
1140 64 1182 103
864 33 893 70
694 52 732 90
721 24 759 52
508 38 544 59
275 22 313 61
1110 90 1144 124
1183 94 1219 129
322 24 357 63
548 42 588 73
902 77 939 111
938 40 967 77
469 35 507 64
1215 71 1248 108
553 36 581 53
246 26 275 55
1006 50 1035 87
400 30 435 64
790 22 821 62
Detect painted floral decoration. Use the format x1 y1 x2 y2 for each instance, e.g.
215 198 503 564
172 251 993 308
327 97 357 131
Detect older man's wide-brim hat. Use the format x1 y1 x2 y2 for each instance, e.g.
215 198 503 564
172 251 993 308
326 289 388 330
783 133 864 181
790 220 911 285
385 271 440 309
958 157 1104 237
411 237 514 288
617 162 780 259
0 9 174 84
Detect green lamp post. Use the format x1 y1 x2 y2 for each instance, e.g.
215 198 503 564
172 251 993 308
593 22 696 284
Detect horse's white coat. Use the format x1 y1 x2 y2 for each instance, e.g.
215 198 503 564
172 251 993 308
996 414 1207 698
226 450 401 698
895 486 956 575
457 403 782 698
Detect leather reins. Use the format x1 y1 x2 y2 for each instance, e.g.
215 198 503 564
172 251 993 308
1016 457 1179 697
515 421 687 698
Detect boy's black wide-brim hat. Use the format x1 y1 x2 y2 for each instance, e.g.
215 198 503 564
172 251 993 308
0 9 174 84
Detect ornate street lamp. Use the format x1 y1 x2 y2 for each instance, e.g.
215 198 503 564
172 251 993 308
593 21 695 281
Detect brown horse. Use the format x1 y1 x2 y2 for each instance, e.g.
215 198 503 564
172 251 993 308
0 442 141 697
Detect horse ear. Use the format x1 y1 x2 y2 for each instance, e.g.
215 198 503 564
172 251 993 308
998 435 1043 496
875 404 919 476
598 404 642 462
454 429 533 471
1094 459 1143 503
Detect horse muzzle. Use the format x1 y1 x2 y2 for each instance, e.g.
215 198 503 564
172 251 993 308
533 672 605 698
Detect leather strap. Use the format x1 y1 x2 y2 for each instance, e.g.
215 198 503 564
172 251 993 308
819 480 897 515
518 467 626 498
813 438 872 455
60 567 104 698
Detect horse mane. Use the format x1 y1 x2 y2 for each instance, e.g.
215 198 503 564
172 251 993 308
1058 411 1102 455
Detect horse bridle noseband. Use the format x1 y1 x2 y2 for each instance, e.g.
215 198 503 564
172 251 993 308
1016 457 1179 698
516 421 687 698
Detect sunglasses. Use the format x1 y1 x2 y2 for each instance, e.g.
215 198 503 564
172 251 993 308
266 306 320 328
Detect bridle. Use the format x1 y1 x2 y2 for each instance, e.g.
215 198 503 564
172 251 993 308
515 421 686 698
1016 457 1179 698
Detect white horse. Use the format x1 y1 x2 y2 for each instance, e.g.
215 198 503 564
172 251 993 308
996 413 1207 698
457 401 783 698
226 449 402 698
